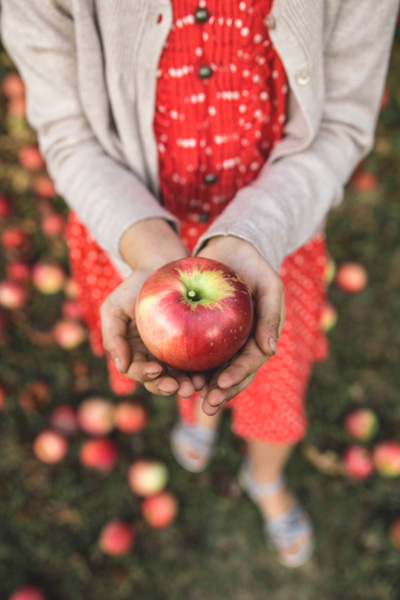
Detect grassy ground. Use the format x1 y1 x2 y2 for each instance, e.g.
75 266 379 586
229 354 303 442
1 22 400 600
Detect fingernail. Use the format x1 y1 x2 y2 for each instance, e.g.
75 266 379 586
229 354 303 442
147 371 161 379
268 337 277 355
114 357 123 372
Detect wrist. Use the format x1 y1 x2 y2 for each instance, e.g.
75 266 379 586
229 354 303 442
119 219 189 271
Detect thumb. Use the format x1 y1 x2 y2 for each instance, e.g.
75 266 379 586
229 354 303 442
100 303 132 373
254 281 285 357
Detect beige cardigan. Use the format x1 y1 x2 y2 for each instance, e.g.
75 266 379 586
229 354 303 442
1 0 398 276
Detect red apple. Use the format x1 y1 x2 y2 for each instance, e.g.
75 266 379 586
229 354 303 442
49 405 79 436
9 586 47 600
6 261 31 282
32 175 57 199
335 262 368 294
53 319 86 349
141 491 178 528
114 401 148 434
98 520 135 556
33 430 69 464
344 408 378 442
0 383 7 411
389 518 400 550
1 72 25 98
319 302 338 332
77 397 115 436
342 446 374 480
1 227 31 253
32 262 66 294
0 192 14 219
79 438 118 471
7 96 26 117
64 278 81 300
136 257 254 371
373 441 400 477
62 300 83 320
351 171 378 192
0 280 28 309
18 145 46 171
128 459 168 496
41 213 66 237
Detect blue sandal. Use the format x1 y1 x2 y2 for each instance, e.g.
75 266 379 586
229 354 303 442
170 419 218 473
238 458 315 568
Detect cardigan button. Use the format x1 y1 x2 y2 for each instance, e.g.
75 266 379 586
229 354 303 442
295 69 311 86
264 14 276 29
203 173 218 185
198 65 213 79
194 7 210 23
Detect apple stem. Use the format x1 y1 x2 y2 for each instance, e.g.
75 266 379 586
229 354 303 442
187 290 197 301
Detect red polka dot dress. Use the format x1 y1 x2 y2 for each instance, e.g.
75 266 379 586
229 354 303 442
67 0 329 443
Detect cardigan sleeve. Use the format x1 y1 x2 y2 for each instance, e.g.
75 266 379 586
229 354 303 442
1 0 178 269
193 2 399 272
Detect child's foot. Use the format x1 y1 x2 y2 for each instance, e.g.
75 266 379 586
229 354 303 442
238 458 314 567
170 397 222 472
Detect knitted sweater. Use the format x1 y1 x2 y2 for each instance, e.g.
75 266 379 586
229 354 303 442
1 0 398 275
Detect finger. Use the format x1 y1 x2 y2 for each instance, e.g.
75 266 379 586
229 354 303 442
125 350 164 383
190 372 208 391
143 374 180 396
254 278 285 356
202 371 257 415
216 337 266 389
100 302 132 373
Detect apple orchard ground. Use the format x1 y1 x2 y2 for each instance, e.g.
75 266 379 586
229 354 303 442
1 28 400 600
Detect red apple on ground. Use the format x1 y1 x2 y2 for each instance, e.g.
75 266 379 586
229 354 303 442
18 145 46 171
2 72 25 98
6 261 31 282
33 430 69 464
32 262 66 294
1 227 31 253
0 383 7 411
0 280 28 310
49 405 79 436
114 401 148 434
79 438 118 471
98 520 136 556
8 96 26 117
128 459 168 496
41 212 66 237
335 262 368 294
64 278 81 299
342 446 374 480
9 586 47 600
32 175 57 199
77 397 115 436
136 256 254 371
0 192 14 219
141 491 178 528
373 441 400 477
319 302 338 332
62 300 83 321
344 408 379 442
53 319 86 349
389 518 400 550
351 171 378 192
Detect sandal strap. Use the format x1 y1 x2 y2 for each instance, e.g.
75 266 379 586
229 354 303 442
265 502 312 552
241 457 286 498
172 420 217 457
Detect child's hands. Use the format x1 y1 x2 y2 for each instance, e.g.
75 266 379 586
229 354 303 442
100 219 206 397
196 235 285 415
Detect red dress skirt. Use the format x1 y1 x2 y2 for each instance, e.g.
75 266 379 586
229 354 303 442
67 0 329 444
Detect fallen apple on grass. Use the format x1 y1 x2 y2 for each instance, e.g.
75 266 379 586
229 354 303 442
49 405 79 437
77 397 115 436
335 262 368 294
53 319 87 350
33 430 69 464
141 491 178 528
373 441 400 477
344 408 379 442
8 586 47 600
0 280 28 310
114 401 148 434
79 438 118 472
99 520 136 556
128 459 168 496
136 256 253 372
342 445 374 480
32 261 66 295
